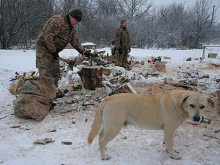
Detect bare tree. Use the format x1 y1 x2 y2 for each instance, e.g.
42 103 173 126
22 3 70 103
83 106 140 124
96 0 119 16
191 0 213 48
0 0 219 49
55 0 77 14
0 0 6 48
117 0 153 20
0 0 53 49
156 3 189 48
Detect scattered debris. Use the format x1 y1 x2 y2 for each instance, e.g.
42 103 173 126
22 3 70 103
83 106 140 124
82 95 93 106
19 127 30 130
143 84 176 95
150 57 161 64
82 102 95 106
210 63 220 67
49 129 56 132
66 110 74 113
146 72 159 77
208 53 217 58
186 57 192 61
214 129 220 133
155 62 167 72
199 75 210 79
121 136 127 140
10 125 20 128
217 90 220 114
0 116 7 120
163 78 198 91
102 68 111 76
34 138 55 145
60 113 67 116
109 83 137 96
202 116 212 124
65 100 75 104
10 125 30 130
164 56 171 60
72 83 82 91
186 121 200 125
56 89 68 98
203 133 220 141
62 141 72 145
172 84 198 91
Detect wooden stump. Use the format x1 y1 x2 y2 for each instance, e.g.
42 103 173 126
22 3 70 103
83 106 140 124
78 66 103 90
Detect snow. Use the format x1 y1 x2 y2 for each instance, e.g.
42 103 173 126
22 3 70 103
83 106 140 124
0 48 220 165
81 42 96 46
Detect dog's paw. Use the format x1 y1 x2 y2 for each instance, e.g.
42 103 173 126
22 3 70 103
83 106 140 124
170 152 182 160
102 154 111 160
174 150 179 154
163 141 166 146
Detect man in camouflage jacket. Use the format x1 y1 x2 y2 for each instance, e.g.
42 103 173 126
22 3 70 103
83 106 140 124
114 20 131 70
36 9 88 85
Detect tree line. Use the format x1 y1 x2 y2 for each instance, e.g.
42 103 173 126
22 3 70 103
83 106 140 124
0 0 219 49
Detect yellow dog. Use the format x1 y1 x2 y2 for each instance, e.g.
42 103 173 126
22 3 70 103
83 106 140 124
88 90 215 160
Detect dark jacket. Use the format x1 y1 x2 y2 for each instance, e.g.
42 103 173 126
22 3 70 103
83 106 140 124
115 25 131 50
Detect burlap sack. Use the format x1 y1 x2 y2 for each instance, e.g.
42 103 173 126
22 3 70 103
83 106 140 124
14 94 51 121
21 77 57 100
13 77 57 121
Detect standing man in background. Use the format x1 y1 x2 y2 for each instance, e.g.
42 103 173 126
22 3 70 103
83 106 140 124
114 20 131 70
35 9 90 86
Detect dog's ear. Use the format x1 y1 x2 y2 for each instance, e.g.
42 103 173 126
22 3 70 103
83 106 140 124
207 97 215 108
179 93 189 108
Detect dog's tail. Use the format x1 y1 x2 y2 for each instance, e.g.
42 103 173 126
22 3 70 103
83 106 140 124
88 102 105 146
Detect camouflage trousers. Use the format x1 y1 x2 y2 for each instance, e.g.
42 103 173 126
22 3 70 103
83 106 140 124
115 49 130 70
36 44 61 86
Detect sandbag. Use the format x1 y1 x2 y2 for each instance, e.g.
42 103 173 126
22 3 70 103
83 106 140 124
14 94 51 121
21 77 57 100
13 77 57 121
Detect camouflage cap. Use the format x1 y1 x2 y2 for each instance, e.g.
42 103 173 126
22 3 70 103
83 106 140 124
70 9 82 22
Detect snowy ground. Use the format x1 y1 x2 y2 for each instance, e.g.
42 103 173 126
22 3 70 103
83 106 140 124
0 48 220 165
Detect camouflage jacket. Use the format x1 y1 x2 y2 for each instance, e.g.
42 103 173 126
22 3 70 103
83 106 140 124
115 25 131 50
36 14 84 53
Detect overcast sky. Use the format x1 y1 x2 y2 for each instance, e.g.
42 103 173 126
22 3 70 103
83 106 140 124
152 0 220 22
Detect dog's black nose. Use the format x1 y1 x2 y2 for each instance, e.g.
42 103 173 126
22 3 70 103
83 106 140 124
193 115 200 122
